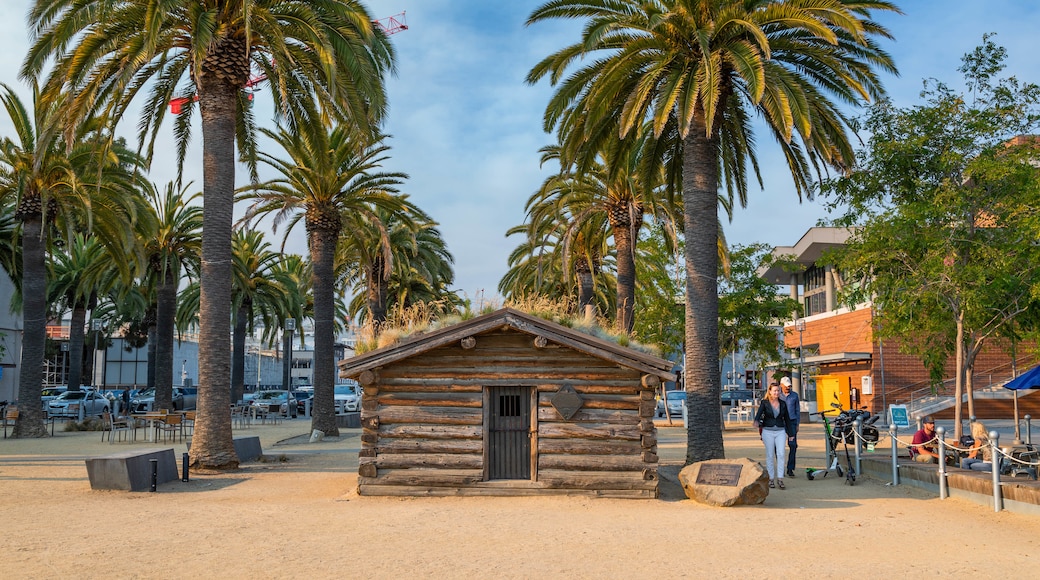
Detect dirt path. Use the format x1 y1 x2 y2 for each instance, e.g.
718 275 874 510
0 421 1037 578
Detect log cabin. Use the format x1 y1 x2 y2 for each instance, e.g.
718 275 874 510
338 308 676 498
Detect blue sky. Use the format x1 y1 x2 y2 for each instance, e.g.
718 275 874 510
2 1 1040 304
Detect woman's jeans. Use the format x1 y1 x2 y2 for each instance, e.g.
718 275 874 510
960 458 993 471
762 428 787 480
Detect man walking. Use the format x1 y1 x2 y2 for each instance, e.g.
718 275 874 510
779 376 801 477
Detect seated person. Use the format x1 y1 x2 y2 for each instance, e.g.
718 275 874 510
960 421 993 471
910 416 940 463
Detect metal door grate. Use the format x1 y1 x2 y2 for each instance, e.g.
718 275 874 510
488 387 531 480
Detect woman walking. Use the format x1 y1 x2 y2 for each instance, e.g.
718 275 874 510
754 381 797 489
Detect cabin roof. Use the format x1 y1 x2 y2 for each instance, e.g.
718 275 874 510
338 307 676 380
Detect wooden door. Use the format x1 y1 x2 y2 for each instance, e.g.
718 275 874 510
487 386 532 480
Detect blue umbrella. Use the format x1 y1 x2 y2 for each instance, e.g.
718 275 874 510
1004 364 1040 390
1003 364 1040 441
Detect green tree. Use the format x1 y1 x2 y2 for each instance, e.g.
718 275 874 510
230 229 291 405
240 125 408 437
632 222 683 354
527 140 676 332
527 0 897 462
49 234 121 392
718 244 802 371
137 182 202 412
499 220 616 314
0 85 142 437
25 0 396 466
825 37 1040 439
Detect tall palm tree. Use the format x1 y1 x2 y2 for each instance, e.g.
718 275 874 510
528 140 676 331
343 206 459 323
500 215 616 314
240 124 408 437
231 228 290 404
527 0 898 462
24 0 396 466
49 234 120 392
0 84 142 437
137 182 202 412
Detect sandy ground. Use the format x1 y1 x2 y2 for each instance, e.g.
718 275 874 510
1 418 1038 579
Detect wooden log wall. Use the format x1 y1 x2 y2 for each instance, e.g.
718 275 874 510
355 329 659 498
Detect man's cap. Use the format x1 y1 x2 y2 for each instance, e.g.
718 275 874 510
780 377 792 387
922 416 935 424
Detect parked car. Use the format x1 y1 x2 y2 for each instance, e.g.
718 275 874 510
720 389 755 407
129 386 198 412
334 383 361 413
293 389 314 416
250 390 296 417
41 386 68 408
656 390 687 418
48 389 110 418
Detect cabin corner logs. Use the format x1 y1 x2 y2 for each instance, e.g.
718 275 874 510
346 318 672 499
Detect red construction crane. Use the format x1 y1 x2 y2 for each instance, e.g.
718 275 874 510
170 12 408 114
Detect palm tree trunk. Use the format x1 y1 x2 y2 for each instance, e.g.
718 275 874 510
231 303 248 405
154 271 175 411
682 113 725 463
189 80 239 469
311 228 340 436
367 261 389 324
575 258 594 310
14 214 48 437
610 208 636 333
67 301 87 390
146 314 157 389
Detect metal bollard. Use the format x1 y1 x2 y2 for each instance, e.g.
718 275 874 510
937 426 947 499
150 458 158 492
990 431 1002 512
182 452 189 482
890 424 900 485
915 415 923 432
854 418 862 476
1025 415 1032 445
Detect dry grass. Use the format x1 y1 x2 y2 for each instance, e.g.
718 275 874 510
353 297 659 356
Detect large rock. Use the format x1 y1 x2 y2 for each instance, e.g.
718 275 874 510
678 458 769 507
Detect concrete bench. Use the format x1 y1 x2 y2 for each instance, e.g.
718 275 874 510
85 448 178 491
186 436 262 462
336 412 360 429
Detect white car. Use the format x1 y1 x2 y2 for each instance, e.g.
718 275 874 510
334 384 360 413
250 390 296 417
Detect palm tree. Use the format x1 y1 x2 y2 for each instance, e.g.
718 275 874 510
136 182 202 412
240 124 408 437
527 140 676 331
343 206 460 323
499 217 616 314
0 84 142 437
527 0 898 462
231 229 290 404
49 234 121 392
24 0 396 466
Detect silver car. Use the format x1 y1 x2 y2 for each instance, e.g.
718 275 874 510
48 389 110 418
334 384 360 413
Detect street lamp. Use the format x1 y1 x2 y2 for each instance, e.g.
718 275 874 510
795 319 806 398
284 319 296 416
90 319 103 389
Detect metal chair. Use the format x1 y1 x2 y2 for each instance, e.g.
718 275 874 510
2 406 18 438
101 411 135 443
156 413 183 443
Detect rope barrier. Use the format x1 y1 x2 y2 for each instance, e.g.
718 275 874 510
993 446 1040 467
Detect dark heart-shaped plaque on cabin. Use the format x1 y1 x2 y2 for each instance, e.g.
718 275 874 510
550 384 583 420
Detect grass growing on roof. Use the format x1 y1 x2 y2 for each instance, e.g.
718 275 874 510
353 297 659 356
